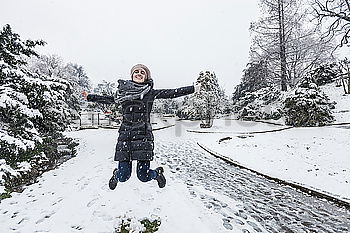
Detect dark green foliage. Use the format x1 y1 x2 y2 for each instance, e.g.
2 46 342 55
0 24 45 69
115 218 161 233
0 189 11 200
140 219 161 233
309 63 338 86
1 136 77 197
283 80 335 127
234 86 283 121
232 61 282 120
0 24 78 194
232 61 270 101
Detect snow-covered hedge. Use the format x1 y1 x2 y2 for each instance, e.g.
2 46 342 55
309 63 338 86
283 81 335 127
233 86 283 121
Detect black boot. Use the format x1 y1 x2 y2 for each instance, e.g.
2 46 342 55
155 167 166 188
109 168 118 190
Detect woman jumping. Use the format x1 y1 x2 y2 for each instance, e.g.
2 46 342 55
84 64 199 189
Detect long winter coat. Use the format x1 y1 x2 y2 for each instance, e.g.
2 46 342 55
87 80 194 161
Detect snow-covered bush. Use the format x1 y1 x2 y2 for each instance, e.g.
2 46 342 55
114 216 161 233
153 98 180 115
309 63 339 86
231 60 283 121
283 80 335 127
176 96 201 120
0 24 78 196
233 86 283 121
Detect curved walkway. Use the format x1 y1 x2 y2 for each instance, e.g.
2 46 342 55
154 131 350 233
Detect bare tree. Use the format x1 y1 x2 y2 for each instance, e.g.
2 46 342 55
312 0 350 47
93 80 116 96
27 55 92 104
250 0 336 89
28 54 64 78
339 58 350 93
278 0 288 91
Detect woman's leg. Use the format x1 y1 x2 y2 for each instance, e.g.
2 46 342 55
136 161 157 182
117 161 132 182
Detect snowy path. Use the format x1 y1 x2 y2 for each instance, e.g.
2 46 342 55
154 126 350 233
0 129 264 233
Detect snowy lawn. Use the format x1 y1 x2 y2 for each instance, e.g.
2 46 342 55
195 123 350 202
191 83 350 203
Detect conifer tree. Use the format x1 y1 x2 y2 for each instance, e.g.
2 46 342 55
283 79 335 126
0 25 78 190
194 71 222 128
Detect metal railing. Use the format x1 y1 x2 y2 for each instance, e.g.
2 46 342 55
73 112 121 129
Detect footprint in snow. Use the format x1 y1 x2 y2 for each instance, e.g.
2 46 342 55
233 218 245 225
26 198 38 204
18 217 29 225
51 197 64 206
247 221 263 232
87 198 99 207
78 181 90 191
222 218 234 230
35 211 55 224
71 225 84 231
11 211 19 218
93 210 113 221
101 184 109 191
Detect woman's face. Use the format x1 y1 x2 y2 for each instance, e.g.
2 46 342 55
132 68 147 83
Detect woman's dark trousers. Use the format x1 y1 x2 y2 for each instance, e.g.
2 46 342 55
116 160 157 182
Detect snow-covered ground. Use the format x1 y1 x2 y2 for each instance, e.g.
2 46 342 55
322 83 350 123
190 83 350 203
0 128 266 233
1 83 349 232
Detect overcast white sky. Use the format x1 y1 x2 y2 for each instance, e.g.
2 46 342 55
1 0 259 94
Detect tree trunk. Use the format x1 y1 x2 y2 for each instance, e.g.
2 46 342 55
200 99 214 128
278 0 288 91
348 73 350 94
341 78 347 94
206 101 212 126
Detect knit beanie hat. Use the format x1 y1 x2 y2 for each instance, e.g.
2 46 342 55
130 64 152 81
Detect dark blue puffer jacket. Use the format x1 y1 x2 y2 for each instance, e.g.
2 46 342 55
87 79 194 161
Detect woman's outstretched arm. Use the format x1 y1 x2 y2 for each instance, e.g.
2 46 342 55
85 93 115 104
153 85 195 99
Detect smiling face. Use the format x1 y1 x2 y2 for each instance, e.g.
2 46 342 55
132 68 147 83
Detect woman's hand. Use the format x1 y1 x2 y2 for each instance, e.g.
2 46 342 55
82 91 88 100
